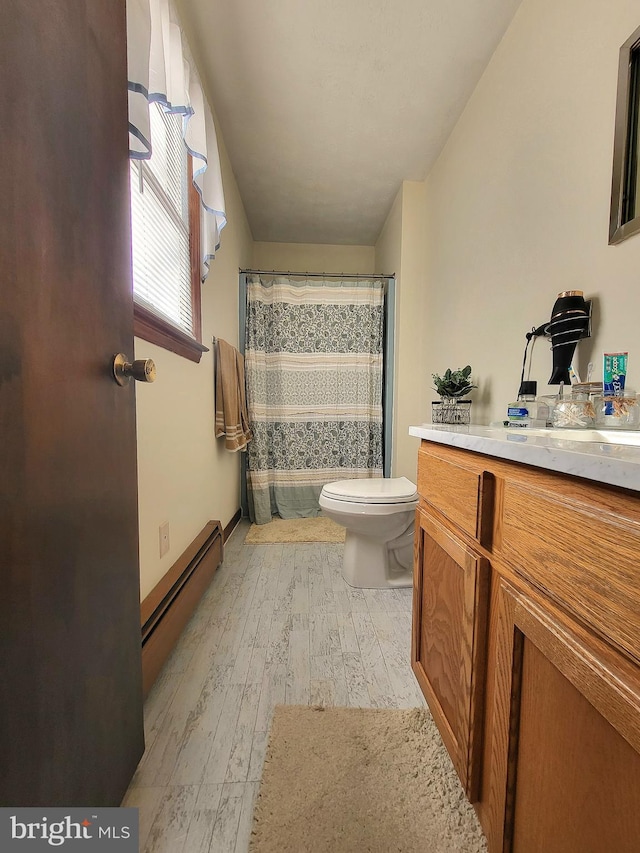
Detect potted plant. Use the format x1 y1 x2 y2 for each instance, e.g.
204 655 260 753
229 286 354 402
431 365 477 424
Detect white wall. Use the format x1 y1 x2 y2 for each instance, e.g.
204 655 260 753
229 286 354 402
252 242 374 274
135 133 253 600
418 0 640 425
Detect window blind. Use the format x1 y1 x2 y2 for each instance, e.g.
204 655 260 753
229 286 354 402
130 103 194 335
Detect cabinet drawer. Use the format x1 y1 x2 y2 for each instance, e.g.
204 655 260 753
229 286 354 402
418 444 493 545
501 479 640 664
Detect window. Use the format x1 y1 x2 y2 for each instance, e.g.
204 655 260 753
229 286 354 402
130 103 207 362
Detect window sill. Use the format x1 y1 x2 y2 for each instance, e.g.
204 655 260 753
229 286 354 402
134 301 209 364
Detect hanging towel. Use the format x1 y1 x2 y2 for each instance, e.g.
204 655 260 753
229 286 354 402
215 338 253 452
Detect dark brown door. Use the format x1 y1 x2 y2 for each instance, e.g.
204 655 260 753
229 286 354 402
0 1 144 805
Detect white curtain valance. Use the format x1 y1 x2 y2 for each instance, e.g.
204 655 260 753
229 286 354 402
126 0 226 278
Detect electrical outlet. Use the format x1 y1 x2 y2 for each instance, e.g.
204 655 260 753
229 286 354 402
159 521 170 558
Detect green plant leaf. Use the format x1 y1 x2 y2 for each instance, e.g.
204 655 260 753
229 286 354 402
431 365 477 398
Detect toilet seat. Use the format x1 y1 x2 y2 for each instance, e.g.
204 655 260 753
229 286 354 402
321 476 417 504
319 493 416 516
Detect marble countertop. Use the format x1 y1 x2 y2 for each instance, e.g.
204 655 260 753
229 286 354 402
408 424 640 493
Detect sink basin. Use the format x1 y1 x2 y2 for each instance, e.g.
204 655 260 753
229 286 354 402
511 428 640 447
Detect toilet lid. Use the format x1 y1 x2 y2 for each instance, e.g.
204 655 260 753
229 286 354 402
321 477 418 504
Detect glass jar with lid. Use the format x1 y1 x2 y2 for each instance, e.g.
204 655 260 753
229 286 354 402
593 390 640 429
551 396 596 429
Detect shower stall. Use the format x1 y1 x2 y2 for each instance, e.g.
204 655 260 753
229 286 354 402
239 270 395 524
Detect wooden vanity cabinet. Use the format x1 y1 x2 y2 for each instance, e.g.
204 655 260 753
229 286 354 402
412 440 640 853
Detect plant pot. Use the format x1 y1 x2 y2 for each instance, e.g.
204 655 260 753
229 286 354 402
431 399 472 425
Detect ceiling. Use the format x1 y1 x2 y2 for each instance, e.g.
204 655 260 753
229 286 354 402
178 0 523 246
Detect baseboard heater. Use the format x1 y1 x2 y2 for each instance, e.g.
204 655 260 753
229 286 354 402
140 520 223 698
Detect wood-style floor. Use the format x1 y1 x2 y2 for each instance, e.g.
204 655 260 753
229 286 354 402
123 520 424 852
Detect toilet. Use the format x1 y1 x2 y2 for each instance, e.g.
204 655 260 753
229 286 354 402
319 477 418 589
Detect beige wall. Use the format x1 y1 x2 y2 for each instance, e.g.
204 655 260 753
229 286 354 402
417 0 640 426
396 183 428 481
135 133 253 600
252 242 374 274
374 187 404 476
375 183 428 482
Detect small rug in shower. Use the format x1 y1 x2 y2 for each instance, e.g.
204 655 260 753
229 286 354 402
249 705 487 853
244 517 345 544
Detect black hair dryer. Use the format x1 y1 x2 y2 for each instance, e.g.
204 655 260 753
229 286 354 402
527 291 592 385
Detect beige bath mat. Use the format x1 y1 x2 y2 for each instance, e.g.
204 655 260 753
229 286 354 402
250 705 487 853
244 516 345 544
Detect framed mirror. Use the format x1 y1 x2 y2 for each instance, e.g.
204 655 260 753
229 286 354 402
609 24 640 245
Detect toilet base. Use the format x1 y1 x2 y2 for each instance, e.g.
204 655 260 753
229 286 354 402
342 529 413 589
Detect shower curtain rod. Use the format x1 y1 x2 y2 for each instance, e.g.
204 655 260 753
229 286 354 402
240 268 394 280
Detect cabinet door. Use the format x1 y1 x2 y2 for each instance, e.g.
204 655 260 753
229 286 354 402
412 508 489 800
489 581 640 853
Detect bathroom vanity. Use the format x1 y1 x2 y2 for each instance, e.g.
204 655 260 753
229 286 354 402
408 425 640 853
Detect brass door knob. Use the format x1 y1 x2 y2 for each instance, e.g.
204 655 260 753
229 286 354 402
112 353 157 386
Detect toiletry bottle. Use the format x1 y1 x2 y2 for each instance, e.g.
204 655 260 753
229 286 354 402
507 382 535 426
507 381 547 427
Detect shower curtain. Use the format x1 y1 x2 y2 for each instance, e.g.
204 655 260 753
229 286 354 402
245 274 384 524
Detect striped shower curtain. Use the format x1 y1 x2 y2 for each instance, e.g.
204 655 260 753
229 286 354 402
245 274 384 524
